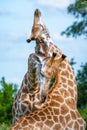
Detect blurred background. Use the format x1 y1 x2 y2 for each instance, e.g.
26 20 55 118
0 0 87 129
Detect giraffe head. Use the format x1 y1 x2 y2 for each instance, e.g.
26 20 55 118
26 9 50 57
41 53 66 79
34 8 41 18
27 9 42 43
41 53 66 102
26 9 50 43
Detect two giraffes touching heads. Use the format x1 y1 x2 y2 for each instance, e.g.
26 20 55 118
11 9 86 130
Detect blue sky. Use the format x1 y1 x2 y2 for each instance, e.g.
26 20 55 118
0 0 87 86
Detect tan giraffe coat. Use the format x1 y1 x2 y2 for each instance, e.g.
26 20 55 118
11 49 86 130
26 8 78 105
27 9 50 57
12 53 48 124
11 9 86 129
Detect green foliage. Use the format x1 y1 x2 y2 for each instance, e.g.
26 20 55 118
70 58 76 70
0 123 11 130
61 0 87 37
70 59 87 109
49 77 56 90
78 107 87 130
67 0 87 17
0 77 18 124
76 63 87 108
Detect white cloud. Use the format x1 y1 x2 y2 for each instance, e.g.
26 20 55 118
37 0 75 9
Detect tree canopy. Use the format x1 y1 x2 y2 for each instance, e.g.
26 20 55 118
76 63 87 108
0 77 18 124
61 0 87 38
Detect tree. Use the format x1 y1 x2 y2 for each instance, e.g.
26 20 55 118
0 77 18 124
61 0 87 38
70 58 76 70
76 63 87 108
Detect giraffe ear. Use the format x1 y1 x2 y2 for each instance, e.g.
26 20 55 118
48 52 56 66
52 52 57 58
62 54 66 60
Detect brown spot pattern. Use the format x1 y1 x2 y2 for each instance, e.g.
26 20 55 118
35 122 43 129
68 80 74 86
70 110 76 120
68 121 73 128
39 111 46 116
33 115 40 121
59 115 66 127
40 116 46 121
21 95 27 100
67 65 72 72
65 114 71 124
53 116 58 122
50 100 60 107
53 108 59 115
66 98 75 109
22 120 28 126
61 71 69 78
68 87 74 97
74 121 79 130
53 124 61 130
61 77 66 83
61 62 66 69
61 104 69 115
78 118 84 125
45 120 54 127
27 116 35 124
59 88 70 98
21 104 27 112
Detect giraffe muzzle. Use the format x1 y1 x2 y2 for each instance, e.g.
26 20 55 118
26 39 31 43
26 38 35 43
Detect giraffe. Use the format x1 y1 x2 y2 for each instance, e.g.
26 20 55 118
12 49 66 124
26 9 78 105
27 9 50 57
12 53 49 124
11 9 86 129
11 53 86 130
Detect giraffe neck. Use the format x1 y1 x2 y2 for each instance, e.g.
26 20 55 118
11 9 86 129
11 69 86 130
27 54 43 95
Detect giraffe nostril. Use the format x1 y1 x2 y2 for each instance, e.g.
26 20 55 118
26 39 31 43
